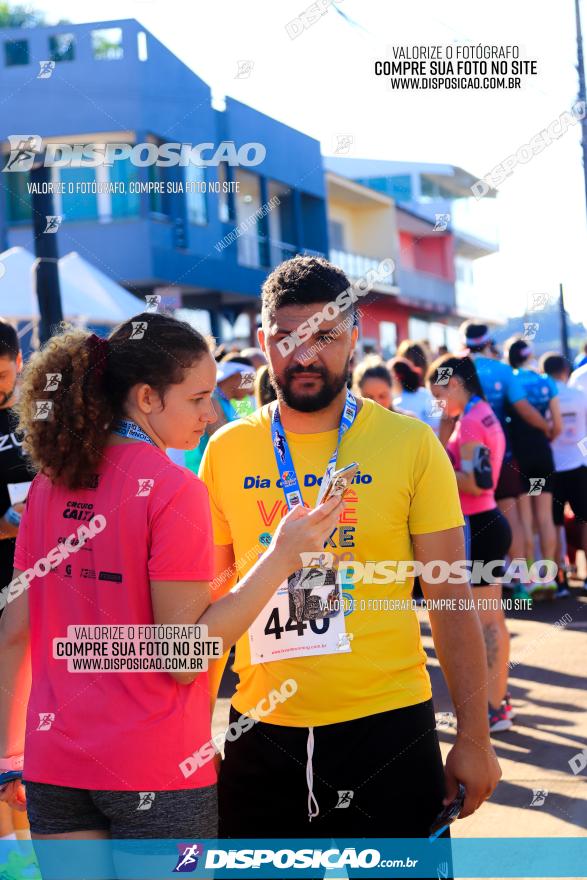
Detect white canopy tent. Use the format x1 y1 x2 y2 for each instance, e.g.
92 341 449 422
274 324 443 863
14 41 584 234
0 247 143 336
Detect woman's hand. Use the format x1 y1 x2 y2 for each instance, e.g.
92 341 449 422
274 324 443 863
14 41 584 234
0 779 26 812
271 496 343 573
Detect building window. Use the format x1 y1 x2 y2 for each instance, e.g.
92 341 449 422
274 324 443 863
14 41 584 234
329 220 345 250
91 28 123 61
186 165 207 225
5 172 32 223
217 163 230 222
420 177 454 200
60 167 98 220
49 33 75 63
110 158 140 218
4 40 29 66
137 31 148 61
379 321 397 359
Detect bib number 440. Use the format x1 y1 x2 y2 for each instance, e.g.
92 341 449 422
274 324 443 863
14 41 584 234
263 607 330 639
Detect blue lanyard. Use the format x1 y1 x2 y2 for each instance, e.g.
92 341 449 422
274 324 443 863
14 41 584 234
271 389 357 509
464 394 482 416
111 418 158 447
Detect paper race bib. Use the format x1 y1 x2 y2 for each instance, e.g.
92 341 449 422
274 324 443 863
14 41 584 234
248 566 350 664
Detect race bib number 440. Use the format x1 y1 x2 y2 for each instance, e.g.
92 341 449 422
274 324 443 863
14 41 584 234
248 567 350 664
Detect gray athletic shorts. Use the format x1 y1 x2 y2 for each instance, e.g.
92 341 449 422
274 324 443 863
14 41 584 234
23 780 218 838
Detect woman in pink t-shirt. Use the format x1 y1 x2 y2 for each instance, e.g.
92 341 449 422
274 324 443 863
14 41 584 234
0 312 341 842
428 355 513 735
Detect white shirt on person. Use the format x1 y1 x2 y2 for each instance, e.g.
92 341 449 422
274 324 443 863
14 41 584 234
569 362 587 396
551 380 587 472
393 387 440 434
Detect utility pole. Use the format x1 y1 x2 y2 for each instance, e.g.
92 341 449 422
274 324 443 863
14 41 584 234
559 283 570 362
30 155 63 345
575 0 587 217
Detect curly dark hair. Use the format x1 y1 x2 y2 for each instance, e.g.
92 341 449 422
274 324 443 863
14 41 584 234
16 312 209 489
261 256 352 322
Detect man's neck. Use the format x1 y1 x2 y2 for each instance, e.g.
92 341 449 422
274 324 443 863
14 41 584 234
277 387 361 434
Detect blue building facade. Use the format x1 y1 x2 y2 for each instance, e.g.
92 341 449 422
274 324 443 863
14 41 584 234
0 19 328 338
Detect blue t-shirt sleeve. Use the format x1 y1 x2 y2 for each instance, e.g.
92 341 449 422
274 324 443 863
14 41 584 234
506 367 525 404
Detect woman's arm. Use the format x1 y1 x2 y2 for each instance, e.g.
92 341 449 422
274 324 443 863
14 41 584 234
151 497 343 684
548 395 562 440
0 577 31 758
455 441 485 496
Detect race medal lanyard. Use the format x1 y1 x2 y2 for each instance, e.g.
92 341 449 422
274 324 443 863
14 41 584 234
270 388 357 509
247 390 357 665
111 418 159 448
463 394 482 416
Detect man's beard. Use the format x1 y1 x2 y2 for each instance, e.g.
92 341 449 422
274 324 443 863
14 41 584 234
0 384 16 408
269 358 350 412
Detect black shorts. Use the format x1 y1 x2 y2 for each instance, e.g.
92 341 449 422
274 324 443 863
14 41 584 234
494 455 524 501
23 780 217 838
219 699 448 840
516 441 555 495
465 508 512 586
551 466 587 526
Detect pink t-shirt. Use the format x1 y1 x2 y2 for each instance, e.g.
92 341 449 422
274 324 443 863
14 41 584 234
447 399 505 516
14 441 216 791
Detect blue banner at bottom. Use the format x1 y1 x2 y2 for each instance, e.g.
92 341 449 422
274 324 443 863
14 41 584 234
0 838 585 879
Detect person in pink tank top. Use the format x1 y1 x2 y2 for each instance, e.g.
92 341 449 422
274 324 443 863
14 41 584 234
428 355 514 736
0 312 342 843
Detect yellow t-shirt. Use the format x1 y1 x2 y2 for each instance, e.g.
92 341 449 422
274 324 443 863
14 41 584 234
200 399 464 727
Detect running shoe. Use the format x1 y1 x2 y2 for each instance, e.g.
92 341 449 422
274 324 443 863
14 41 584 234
528 581 557 602
512 583 532 603
489 704 512 733
555 568 570 598
502 691 516 720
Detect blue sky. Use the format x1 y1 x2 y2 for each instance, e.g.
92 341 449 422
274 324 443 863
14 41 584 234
34 0 587 324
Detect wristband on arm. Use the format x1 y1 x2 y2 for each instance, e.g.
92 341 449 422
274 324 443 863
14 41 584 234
0 755 23 786
4 506 21 527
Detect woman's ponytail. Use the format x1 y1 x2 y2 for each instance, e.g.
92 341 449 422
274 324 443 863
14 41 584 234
16 312 209 489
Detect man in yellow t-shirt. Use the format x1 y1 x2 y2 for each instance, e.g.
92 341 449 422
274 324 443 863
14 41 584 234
201 256 501 842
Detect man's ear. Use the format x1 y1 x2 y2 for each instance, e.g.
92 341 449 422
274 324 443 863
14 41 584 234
257 326 266 355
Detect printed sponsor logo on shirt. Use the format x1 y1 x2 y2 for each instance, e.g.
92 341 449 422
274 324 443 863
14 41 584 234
0 432 23 452
79 473 100 489
243 471 372 489
80 568 96 579
481 414 495 427
258 532 272 546
62 501 95 521
98 571 123 583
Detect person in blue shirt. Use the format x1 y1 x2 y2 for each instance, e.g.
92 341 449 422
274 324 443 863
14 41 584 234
505 336 562 593
456 323 554 599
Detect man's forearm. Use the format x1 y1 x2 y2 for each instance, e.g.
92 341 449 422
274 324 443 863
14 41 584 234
513 399 549 432
428 605 490 740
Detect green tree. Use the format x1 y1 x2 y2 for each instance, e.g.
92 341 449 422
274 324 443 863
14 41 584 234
0 3 67 27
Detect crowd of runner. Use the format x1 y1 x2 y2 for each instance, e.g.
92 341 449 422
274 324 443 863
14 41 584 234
0 255 585 864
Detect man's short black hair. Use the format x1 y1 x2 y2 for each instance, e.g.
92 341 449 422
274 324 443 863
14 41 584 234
261 256 352 322
541 352 569 377
0 319 19 361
